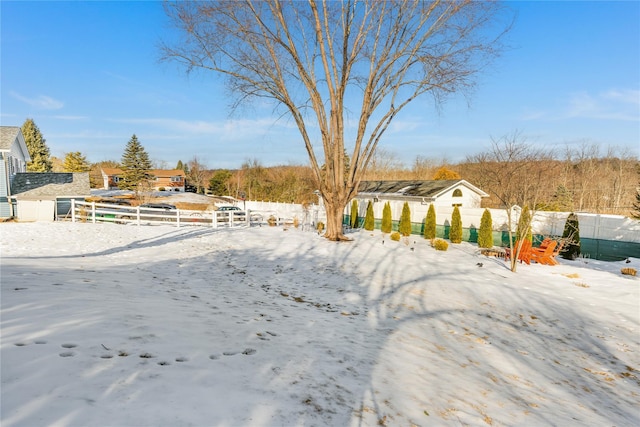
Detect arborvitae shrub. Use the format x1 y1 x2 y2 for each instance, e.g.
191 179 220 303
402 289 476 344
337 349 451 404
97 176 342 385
477 208 494 248
398 202 412 236
433 238 449 251
516 206 533 242
350 199 359 228
561 212 581 260
424 204 436 240
381 202 392 234
364 201 375 231
449 206 462 243
390 231 401 241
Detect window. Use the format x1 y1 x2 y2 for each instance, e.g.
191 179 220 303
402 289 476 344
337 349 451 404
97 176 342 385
452 203 462 207
113 176 121 183
453 189 463 197
171 176 182 182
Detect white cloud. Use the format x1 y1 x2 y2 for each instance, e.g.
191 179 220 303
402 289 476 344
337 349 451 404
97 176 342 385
566 89 639 121
10 91 64 110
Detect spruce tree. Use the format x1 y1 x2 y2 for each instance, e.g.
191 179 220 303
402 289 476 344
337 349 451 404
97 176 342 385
381 202 392 234
516 205 533 242
350 199 359 228
62 152 91 172
632 168 640 220
363 201 375 231
561 213 581 260
398 202 412 236
119 134 153 192
477 208 494 248
449 205 463 243
424 204 436 240
22 118 52 172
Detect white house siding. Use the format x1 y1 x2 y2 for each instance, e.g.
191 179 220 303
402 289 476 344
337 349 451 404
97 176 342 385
0 153 11 217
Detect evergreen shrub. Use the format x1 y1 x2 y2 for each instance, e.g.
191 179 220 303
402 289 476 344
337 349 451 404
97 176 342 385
477 208 494 248
424 204 436 240
449 206 462 243
350 199 359 228
381 202 392 234
561 213 581 260
433 238 449 251
390 231 401 241
364 201 375 231
398 202 412 236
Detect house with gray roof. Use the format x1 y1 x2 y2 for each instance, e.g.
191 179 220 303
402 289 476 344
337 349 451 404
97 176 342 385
357 179 488 208
0 126 31 218
347 179 489 232
11 172 91 221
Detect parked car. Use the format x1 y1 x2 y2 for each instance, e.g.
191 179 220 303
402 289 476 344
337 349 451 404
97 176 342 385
140 203 177 210
216 205 247 223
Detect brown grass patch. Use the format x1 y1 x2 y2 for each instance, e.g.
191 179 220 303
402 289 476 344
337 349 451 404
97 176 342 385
562 273 580 279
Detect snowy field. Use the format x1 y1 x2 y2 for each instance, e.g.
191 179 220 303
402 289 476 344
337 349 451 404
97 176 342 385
1 222 639 427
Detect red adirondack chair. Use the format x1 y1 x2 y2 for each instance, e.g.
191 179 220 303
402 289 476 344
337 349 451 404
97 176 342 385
505 240 532 265
532 239 559 265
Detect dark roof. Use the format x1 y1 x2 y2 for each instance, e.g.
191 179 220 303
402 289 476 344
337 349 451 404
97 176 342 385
358 180 472 197
11 172 91 199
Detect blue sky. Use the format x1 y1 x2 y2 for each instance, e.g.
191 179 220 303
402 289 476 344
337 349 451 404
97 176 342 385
1 1 638 169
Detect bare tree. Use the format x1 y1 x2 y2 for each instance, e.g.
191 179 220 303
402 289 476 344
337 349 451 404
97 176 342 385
466 131 554 272
162 0 510 240
187 156 209 194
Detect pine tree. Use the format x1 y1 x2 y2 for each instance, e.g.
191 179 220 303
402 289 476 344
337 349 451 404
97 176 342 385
449 205 463 243
477 208 494 248
363 201 375 231
119 134 153 192
633 188 640 220
22 118 52 172
561 212 581 260
176 160 184 170
516 205 532 242
398 202 412 236
350 199 359 228
424 204 436 240
381 202 392 234
62 152 91 172
632 168 640 220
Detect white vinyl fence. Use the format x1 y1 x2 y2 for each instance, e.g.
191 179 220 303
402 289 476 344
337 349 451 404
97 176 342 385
69 199 324 230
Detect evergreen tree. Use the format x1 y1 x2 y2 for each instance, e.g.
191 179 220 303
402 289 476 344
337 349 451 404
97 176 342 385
176 160 184 170
208 169 232 195
22 118 52 172
62 152 91 172
632 168 640 220
449 205 463 243
516 205 533 242
363 201 375 231
424 204 436 240
119 134 153 192
477 208 494 248
398 202 412 236
561 212 581 260
381 202 392 234
633 187 640 220
350 199 359 228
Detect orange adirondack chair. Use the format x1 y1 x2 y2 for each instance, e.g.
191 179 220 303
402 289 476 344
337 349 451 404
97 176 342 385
505 240 532 265
532 239 559 265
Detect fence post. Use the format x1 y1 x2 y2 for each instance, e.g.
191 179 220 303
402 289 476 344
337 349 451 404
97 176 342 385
212 211 217 228
71 199 76 223
177 210 181 227
91 202 96 224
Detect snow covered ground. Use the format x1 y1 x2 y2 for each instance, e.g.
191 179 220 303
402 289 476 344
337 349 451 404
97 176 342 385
1 222 639 427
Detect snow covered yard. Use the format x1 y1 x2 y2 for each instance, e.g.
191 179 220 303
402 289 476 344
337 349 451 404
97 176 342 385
1 222 638 427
